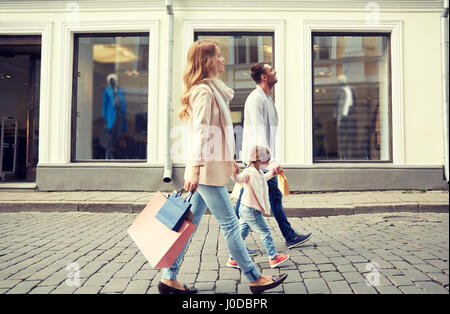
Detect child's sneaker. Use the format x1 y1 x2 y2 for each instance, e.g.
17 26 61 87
226 257 240 269
269 253 289 268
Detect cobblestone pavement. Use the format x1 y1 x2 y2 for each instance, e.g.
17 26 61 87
0 211 448 294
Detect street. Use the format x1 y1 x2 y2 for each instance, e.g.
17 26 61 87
0 211 448 294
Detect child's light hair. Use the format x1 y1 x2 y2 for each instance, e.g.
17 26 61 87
248 146 271 164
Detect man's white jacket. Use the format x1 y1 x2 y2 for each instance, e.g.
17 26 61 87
241 85 279 167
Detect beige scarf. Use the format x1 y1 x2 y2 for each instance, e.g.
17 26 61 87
207 79 235 161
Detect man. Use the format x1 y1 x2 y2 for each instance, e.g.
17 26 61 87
236 62 312 249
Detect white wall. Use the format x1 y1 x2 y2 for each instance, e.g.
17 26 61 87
399 12 443 165
0 1 445 168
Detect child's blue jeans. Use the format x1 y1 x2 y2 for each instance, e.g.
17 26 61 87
238 204 278 260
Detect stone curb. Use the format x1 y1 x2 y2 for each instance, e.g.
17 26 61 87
0 201 79 212
0 201 448 217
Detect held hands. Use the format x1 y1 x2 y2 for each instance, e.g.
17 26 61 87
233 161 240 176
184 162 242 193
269 161 283 175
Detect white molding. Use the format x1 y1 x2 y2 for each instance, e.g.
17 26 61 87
59 19 159 164
0 1 164 12
0 1 444 13
301 19 404 165
0 21 53 165
183 19 285 163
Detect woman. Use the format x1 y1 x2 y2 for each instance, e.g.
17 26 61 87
158 39 287 294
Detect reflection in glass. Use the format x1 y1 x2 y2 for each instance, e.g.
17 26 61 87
313 34 391 161
72 34 149 161
195 32 274 161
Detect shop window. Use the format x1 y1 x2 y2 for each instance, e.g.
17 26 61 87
194 32 274 161
312 33 391 161
71 33 149 161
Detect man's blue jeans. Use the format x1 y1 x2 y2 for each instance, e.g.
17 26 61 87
162 184 261 283
235 173 297 243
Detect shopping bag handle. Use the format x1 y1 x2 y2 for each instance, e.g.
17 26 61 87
175 188 193 202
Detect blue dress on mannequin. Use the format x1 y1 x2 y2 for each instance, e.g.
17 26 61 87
102 76 128 159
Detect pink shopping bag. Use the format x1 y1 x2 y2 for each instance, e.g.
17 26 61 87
127 191 197 269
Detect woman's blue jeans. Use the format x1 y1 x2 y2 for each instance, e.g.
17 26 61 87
161 184 262 283
238 204 278 260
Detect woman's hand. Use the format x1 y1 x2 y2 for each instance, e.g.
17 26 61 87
184 166 201 193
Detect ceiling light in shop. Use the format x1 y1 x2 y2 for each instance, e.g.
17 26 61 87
263 45 272 55
0 73 13 79
125 69 140 77
93 44 138 63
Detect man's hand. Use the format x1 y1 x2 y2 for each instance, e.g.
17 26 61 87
184 166 200 193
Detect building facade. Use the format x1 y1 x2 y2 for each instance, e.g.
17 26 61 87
0 0 448 191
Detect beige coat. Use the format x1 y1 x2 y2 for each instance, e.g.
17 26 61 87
184 83 234 186
233 166 275 214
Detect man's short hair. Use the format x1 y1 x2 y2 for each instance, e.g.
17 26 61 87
250 62 269 84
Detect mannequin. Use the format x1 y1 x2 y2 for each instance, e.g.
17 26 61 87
334 74 356 159
101 73 128 159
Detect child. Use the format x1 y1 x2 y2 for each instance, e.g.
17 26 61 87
227 146 289 269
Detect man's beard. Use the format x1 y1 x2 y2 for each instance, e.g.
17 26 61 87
268 79 278 89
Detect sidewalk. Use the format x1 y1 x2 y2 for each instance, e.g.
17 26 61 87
0 211 448 294
0 189 448 295
0 189 448 216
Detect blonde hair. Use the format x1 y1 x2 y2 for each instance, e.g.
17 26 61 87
179 39 219 121
248 146 271 165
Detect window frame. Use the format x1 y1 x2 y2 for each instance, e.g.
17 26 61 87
193 31 275 162
311 31 393 163
184 19 285 164
301 20 404 165
60 20 159 165
0 22 52 165
71 32 150 162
